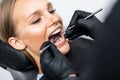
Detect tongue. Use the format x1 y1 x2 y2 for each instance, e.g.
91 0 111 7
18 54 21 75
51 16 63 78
49 35 60 43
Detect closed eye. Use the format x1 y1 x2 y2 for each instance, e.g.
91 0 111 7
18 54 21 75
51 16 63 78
32 18 41 24
49 9 56 14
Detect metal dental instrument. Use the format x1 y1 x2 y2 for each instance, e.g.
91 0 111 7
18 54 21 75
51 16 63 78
67 8 103 30
40 44 51 54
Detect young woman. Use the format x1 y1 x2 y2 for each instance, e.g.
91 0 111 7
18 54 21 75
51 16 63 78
0 0 101 80
0 0 70 73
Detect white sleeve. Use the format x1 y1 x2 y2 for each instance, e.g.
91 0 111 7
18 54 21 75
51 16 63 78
37 74 44 80
0 67 14 80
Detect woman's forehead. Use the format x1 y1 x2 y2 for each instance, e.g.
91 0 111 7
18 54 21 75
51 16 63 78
14 0 49 12
13 0 50 22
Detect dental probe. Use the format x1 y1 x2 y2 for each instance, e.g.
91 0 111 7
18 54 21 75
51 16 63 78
67 8 103 30
40 44 51 54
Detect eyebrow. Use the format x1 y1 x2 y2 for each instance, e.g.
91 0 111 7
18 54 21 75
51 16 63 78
47 2 52 7
47 2 54 10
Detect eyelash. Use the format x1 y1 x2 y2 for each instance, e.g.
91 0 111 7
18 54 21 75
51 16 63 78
49 9 56 14
32 9 56 24
32 18 41 24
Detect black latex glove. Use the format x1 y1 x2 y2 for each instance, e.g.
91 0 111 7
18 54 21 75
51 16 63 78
40 41 79 80
64 10 102 40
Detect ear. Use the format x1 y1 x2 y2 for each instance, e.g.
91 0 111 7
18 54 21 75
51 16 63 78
8 37 26 50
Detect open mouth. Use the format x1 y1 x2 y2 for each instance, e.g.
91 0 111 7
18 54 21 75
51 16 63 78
49 28 63 44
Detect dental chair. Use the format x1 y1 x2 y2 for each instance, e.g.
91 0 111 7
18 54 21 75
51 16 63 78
0 40 37 80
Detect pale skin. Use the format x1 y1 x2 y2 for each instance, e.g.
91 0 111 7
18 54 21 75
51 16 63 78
8 0 70 74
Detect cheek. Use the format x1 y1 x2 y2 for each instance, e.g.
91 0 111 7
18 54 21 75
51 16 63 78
18 25 47 54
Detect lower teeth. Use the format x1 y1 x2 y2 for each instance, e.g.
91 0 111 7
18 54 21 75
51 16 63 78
54 36 60 43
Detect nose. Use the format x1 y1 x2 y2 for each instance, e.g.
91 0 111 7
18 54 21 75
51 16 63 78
46 13 59 27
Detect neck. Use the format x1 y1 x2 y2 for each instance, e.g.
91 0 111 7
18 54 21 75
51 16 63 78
35 56 43 74
25 48 43 74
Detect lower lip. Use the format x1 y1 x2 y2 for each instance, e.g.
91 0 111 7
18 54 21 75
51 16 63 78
54 33 66 46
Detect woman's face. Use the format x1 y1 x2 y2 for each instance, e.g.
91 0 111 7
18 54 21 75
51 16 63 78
12 0 70 56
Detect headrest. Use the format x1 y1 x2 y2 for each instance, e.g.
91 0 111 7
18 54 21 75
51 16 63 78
0 40 35 71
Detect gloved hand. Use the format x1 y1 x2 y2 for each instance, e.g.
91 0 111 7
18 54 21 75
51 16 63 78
40 41 79 80
64 10 102 40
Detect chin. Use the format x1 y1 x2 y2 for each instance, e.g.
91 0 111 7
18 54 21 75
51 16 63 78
56 40 70 55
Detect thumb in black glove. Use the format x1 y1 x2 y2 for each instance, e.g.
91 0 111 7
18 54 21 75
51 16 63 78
40 41 79 80
64 10 102 40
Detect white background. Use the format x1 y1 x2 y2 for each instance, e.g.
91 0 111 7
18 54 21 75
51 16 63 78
50 0 118 29
0 0 118 28
0 0 118 80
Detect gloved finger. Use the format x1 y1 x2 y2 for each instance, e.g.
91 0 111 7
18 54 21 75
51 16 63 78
40 41 53 64
77 19 93 30
40 41 51 56
68 10 80 27
76 10 91 19
77 19 96 37
40 41 51 51
67 10 91 29
48 43 63 57
65 24 83 40
67 33 81 40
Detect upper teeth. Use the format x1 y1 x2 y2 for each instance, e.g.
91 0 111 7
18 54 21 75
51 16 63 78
51 29 61 36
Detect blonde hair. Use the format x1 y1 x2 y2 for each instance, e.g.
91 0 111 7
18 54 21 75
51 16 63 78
0 0 36 66
0 0 16 43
